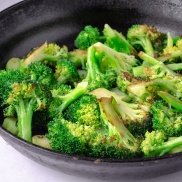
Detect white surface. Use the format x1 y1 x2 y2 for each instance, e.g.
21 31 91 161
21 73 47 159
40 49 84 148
1 1 182 182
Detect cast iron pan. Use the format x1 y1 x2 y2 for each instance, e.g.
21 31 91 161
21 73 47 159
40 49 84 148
1 0 182 181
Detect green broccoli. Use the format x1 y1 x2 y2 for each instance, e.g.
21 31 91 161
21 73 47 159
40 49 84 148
20 42 68 69
0 75 52 142
90 88 152 137
141 130 182 157
74 25 105 50
54 60 80 85
103 24 138 56
127 24 162 57
47 96 141 159
27 61 57 89
63 94 101 128
158 33 182 63
150 100 182 137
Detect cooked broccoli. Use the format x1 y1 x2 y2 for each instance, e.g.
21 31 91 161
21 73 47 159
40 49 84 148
2 117 18 135
74 25 105 50
0 75 52 142
6 57 21 70
20 42 68 69
47 96 141 159
141 130 182 157
27 62 57 89
49 81 88 117
127 25 162 57
90 88 151 137
158 33 182 63
54 60 80 85
68 49 87 69
150 100 182 137
63 94 101 128
103 24 138 56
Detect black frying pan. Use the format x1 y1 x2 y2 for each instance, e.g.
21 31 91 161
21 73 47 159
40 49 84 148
1 0 182 181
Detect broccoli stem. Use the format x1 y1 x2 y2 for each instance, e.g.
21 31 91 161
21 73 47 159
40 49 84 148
158 50 182 62
15 98 35 142
138 51 176 76
151 136 182 156
58 81 88 112
167 63 182 71
157 91 182 111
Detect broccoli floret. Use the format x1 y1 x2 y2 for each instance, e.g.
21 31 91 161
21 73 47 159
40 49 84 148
46 117 94 155
137 51 176 79
49 81 88 117
54 60 80 85
0 76 52 142
90 88 151 137
93 42 138 74
85 44 117 91
20 42 68 69
158 33 182 63
47 97 141 159
68 49 87 69
127 24 162 57
150 100 182 137
27 62 57 89
63 94 101 128
103 24 137 56
74 25 105 50
141 130 182 157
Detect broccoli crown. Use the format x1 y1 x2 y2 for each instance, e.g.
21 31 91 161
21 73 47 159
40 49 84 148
103 24 137 56
54 60 80 85
127 25 161 56
63 94 101 127
0 69 30 101
150 100 182 137
21 42 68 68
27 62 57 88
0 79 52 142
46 118 95 155
74 25 103 50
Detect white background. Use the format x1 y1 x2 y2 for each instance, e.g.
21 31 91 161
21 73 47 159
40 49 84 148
1 1 182 182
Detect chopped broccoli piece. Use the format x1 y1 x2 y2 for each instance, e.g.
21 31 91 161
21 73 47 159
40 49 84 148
103 24 138 55
27 62 57 89
0 73 52 142
151 100 182 137
20 42 68 69
54 60 80 85
141 130 182 157
127 24 162 56
74 25 105 50
64 94 101 127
